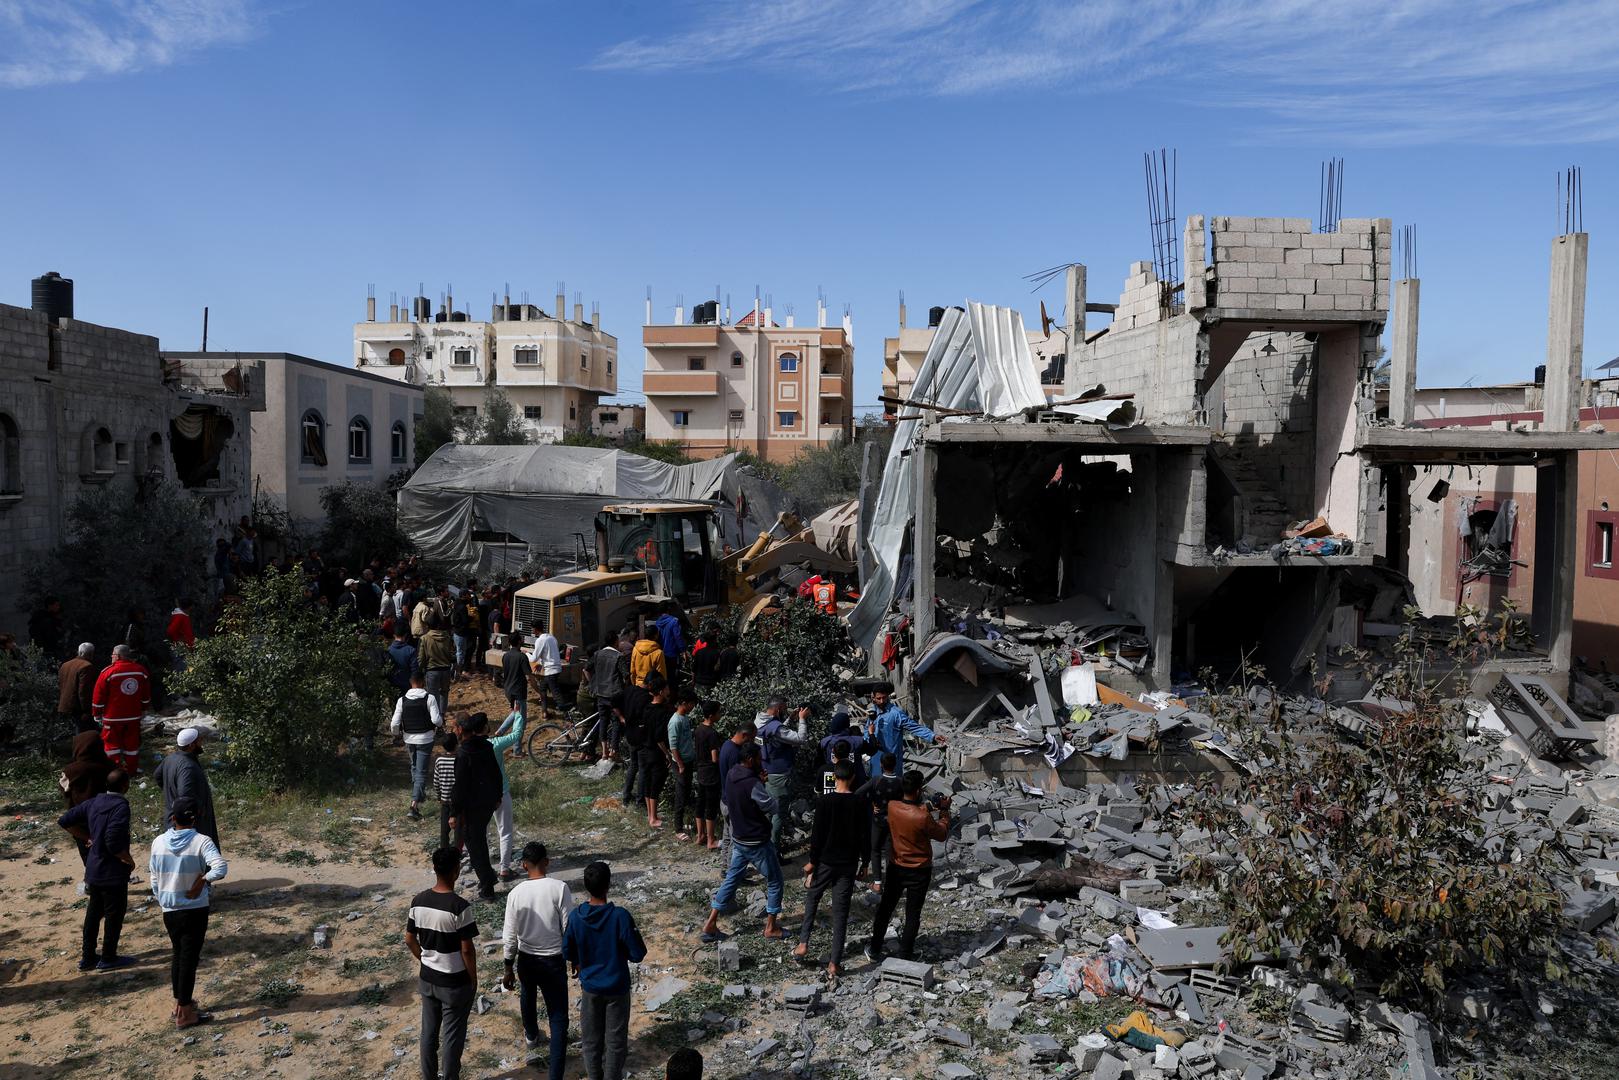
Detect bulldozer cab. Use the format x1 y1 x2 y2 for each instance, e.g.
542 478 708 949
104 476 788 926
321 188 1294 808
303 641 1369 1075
595 502 723 611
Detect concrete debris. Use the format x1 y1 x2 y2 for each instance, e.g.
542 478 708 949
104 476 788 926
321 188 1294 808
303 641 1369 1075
878 957 936 989
643 976 688 1013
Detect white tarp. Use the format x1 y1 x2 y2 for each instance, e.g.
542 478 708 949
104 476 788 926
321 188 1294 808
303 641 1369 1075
398 444 789 577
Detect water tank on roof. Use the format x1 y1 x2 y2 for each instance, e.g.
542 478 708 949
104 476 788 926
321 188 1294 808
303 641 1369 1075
32 271 74 324
1535 364 1547 385
927 305 946 328
693 299 718 325
449 311 468 322
414 296 431 320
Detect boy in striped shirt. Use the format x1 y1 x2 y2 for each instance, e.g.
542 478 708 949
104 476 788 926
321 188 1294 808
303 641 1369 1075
406 846 479 1080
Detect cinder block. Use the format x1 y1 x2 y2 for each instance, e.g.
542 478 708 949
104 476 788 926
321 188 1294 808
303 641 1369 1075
1251 263 1279 279
1333 294 1367 310
1253 218 1283 233
1224 277 1259 293
1343 247 1373 265
1338 217 1374 233
1346 280 1376 298
1304 294 1335 311
1283 218 1312 232
1312 248 1344 265
1315 278 1346 295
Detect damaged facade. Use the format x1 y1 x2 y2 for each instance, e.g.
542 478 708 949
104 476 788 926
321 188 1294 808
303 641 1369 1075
0 276 263 637
859 214 1619 708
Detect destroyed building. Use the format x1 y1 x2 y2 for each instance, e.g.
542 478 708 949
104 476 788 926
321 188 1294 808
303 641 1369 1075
851 215 1619 712
0 274 264 638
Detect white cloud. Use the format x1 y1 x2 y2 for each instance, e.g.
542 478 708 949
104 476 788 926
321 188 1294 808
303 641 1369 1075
0 0 257 89
593 0 1619 144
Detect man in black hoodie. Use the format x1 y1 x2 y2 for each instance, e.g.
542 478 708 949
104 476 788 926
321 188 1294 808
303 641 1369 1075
699 743 785 941
793 761 870 976
450 712 503 899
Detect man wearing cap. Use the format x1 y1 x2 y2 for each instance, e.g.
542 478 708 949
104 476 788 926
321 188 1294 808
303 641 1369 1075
155 728 219 848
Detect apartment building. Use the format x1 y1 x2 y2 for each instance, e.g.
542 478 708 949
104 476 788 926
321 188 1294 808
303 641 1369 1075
642 296 854 462
354 287 616 441
591 402 646 440
883 300 1064 416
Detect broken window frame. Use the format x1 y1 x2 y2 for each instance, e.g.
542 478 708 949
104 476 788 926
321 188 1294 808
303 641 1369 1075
1588 510 1619 581
300 410 327 466
1458 497 1516 583
0 411 20 497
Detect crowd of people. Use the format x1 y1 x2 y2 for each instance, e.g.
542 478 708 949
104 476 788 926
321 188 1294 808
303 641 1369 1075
23 519 961 1080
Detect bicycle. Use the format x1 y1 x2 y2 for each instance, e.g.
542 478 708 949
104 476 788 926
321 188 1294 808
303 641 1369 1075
525 708 607 766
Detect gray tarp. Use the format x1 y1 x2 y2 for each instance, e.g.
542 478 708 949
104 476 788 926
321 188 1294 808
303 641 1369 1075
398 444 790 577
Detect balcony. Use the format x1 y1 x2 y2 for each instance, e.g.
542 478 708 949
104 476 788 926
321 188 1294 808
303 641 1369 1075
820 328 848 350
819 374 845 398
644 370 720 396
644 325 720 347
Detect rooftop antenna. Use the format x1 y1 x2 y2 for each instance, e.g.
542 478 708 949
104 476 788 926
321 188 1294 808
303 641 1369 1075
1143 148 1179 315
1399 224 1417 280
1559 165 1584 234
1318 157 1345 233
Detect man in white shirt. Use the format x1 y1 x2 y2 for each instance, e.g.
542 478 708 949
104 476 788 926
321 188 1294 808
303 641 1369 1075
527 620 564 714
501 842 575 1076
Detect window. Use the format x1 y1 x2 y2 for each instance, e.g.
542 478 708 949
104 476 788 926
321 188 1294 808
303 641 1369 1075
580 352 589 371
390 421 407 463
89 427 113 474
599 412 619 425
524 405 543 420
0 412 20 497
514 347 539 365
425 347 434 359
673 411 692 427
300 410 326 465
569 402 577 420
1459 499 1514 581
115 442 130 465
777 411 798 428
1590 510 1619 580
607 359 613 375
732 351 744 368
387 347 406 365
348 417 371 462
778 353 799 373
688 356 706 371
728 409 744 423
453 405 478 419
452 348 472 366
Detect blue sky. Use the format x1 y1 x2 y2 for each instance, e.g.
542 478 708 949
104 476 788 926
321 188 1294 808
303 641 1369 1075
3 0 1618 411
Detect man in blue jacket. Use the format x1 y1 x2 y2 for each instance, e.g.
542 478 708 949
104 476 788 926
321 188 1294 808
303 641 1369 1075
563 861 647 1080
866 685 947 778
699 743 785 942
653 603 686 681
58 768 135 971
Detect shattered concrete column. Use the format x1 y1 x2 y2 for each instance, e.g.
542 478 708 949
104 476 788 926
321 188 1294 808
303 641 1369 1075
1542 232 1588 432
1064 264 1085 395
1183 215 1206 310
1388 278 1420 426
911 434 937 655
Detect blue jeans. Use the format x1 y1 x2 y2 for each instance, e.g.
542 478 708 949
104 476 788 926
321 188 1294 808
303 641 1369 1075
425 668 451 719
516 953 568 1080
453 634 472 669
711 840 784 915
407 744 432 804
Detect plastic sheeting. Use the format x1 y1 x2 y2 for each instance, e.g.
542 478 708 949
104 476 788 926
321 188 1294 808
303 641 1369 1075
397 444 790 577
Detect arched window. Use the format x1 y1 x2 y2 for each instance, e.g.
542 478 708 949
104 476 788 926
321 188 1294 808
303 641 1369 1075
387 347 406 365
301 410 327 466
391 421 408 463
778 352 799 373
80 425 114 480
0 412 20 497
348 416 371 463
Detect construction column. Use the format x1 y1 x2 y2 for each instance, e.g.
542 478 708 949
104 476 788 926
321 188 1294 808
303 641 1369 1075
1542 232 1588 431
1388 278 1420 426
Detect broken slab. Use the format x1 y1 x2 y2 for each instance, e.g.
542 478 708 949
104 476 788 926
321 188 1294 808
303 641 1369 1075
1134 925 1228 970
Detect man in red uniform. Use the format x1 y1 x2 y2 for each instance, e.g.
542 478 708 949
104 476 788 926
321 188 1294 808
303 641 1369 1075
92 645 150 774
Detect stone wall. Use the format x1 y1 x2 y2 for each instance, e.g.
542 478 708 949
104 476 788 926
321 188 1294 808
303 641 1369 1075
1208 216 1391 314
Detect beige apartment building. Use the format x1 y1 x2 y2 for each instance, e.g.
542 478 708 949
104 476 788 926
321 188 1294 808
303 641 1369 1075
642 298 854 462
882 301 1064 416
354 288 616 441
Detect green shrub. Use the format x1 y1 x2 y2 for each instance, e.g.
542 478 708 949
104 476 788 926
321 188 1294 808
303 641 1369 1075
317 481 413 574
172 568 390 789
0 643 61 756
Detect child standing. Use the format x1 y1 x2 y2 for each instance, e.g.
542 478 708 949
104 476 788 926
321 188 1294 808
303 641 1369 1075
563 861 647 1080
433 730 460 850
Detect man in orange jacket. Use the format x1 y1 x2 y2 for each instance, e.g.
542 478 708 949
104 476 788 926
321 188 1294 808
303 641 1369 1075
92 645 151 774
865 770 950 963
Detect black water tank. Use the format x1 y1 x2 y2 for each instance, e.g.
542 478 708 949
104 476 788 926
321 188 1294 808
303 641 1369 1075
449 311 467 322
414 296 431 320
32 271 73 324
694 299 718 325
1535 364 1547 385
927 305 946 328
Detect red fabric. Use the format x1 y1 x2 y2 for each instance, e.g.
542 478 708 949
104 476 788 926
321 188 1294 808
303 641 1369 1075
92 659 151 722
100 717 141 760
167 611 195 649
880 633 899 671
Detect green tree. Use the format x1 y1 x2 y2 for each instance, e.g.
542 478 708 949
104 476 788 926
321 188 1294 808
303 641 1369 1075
23 480 211 659
172 568 390 789
1178 621 1568 1008
0 643 61 755
317 481 413 574
710 600 856 787
469 386 531 446
415 386 457 465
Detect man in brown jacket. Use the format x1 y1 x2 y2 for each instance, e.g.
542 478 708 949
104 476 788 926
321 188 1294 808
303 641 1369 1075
58 643 97 734
865 770 950 963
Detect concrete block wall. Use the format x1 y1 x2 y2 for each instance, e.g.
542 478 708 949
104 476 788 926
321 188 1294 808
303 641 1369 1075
1074 315 1202 424
1208 217 1391 314
1209 333 1318 522
1111 261 1167 333
1155 448 1208 560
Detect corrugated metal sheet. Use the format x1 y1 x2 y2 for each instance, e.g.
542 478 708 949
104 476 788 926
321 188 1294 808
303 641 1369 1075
967 302 1046 416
